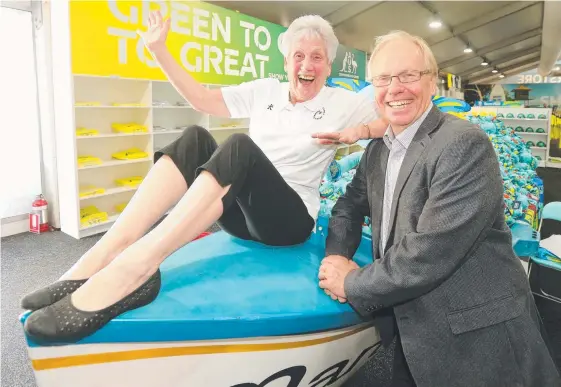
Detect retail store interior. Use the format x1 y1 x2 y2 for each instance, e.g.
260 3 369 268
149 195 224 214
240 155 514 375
1 1 561 386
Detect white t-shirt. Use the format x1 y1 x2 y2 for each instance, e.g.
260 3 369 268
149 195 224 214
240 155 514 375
221 77 378 220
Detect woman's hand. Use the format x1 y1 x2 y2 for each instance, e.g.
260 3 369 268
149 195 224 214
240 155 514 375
312 118 388 145
312 125 363 145
137 10 171 53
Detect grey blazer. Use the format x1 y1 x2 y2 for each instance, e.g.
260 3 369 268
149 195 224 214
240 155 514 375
325 106 560 387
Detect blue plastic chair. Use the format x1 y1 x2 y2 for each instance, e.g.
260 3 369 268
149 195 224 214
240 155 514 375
528 201 561 305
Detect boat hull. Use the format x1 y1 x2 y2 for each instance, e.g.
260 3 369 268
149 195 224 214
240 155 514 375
27 323 380 387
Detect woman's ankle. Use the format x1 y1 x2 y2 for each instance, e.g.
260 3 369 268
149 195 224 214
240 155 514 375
59 237 133 280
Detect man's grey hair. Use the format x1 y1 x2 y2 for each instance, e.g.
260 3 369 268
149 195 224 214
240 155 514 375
368 30 439 81
279 15 339 62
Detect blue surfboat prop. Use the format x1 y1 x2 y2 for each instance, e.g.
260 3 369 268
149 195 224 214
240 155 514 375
20 218 381 387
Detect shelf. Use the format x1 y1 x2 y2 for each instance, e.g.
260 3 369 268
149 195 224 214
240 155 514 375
546 159 561 169
79 186 138 201
538 161 546 168
153 105 192 109
76 133 151 139
500 118 548 122
75 105 150 109
530 147 547 151
80 213 120 231
209 126 249 131
78 158 152 170
153 130 184 135
516 132 547 136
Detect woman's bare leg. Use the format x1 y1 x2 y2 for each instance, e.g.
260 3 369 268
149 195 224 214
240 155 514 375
71 171 229 311
60 156 187 280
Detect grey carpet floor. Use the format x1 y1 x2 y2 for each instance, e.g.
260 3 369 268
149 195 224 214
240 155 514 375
1 228 393 387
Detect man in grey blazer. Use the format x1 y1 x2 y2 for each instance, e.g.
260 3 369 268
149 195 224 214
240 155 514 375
318 31 560 387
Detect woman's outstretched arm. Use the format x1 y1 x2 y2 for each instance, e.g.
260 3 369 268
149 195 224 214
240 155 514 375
138 10 231 117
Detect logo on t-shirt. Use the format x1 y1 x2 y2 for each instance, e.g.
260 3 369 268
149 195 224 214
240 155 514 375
267 104 274 110
314 107 325 120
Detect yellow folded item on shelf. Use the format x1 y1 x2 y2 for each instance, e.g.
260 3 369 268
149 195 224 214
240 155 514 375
79 185 106 198
80 205 108 227
115 202 129 213
219 121 243 128
80 205 98 217
111 123 148 133
75 101 102 107
111 102 145 107
111 148 149 160
115 176 144 187
76 127 100 136
77 156 103 167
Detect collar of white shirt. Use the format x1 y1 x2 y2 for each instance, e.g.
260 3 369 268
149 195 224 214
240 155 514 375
383 103 433 150
279 82 328 112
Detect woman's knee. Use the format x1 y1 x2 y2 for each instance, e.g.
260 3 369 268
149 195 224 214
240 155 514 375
176 125 217 155
222 133 254 150
181 125 212 141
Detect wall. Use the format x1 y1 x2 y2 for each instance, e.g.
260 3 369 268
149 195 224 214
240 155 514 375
0 6 43 237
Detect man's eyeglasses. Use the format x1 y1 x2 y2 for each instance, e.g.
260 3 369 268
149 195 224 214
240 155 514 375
371 70 432 87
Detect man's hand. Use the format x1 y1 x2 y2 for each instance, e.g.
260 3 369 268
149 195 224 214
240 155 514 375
324 289 347 303
318 255 359 301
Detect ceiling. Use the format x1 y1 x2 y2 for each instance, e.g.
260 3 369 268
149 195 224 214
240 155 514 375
208 1 561 85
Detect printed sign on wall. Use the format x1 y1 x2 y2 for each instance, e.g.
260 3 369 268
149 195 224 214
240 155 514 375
70 1 366 85
465 82 561 109
497 66 561 85
330 45 366 81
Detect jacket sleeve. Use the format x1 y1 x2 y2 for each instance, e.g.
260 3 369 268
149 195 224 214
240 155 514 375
325 146 371 259
344 128 504 316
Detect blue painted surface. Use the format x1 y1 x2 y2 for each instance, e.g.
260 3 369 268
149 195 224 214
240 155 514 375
22 220 375 347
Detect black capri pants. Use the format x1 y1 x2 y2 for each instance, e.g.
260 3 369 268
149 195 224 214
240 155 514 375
154 125 315 246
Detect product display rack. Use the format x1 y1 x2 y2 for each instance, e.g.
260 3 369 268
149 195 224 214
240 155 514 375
60 75 250 239
471 106 555 169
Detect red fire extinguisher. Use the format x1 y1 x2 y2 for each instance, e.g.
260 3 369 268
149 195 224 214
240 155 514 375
29 194 50 234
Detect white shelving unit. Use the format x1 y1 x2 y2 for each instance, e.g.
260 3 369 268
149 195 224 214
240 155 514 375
59 75 250 239
471 106 554 168
497 107 551 168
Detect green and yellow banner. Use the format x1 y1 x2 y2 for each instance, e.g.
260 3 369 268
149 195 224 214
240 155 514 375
69 1 365 84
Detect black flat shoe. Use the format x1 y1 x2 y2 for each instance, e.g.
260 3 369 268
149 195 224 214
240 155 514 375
24 269 161 344
21 279 88 311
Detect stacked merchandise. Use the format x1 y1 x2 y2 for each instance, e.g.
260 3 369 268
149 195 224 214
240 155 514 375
318 151 372 236
317 98 543 239
466 115 543 230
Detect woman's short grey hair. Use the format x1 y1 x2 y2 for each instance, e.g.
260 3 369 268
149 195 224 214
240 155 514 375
368 30 439 80
279 15 339 62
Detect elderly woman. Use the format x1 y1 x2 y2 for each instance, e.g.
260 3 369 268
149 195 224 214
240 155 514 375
22 12 385 342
